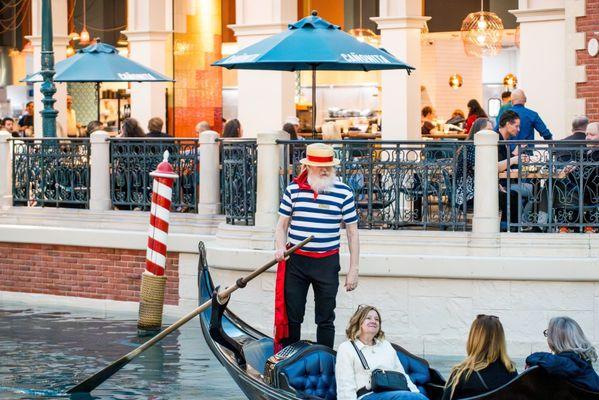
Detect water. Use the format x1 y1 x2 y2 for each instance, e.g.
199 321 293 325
0 301 244 399
0 301 523 399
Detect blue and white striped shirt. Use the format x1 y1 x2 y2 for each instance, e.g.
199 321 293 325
278 181 358 252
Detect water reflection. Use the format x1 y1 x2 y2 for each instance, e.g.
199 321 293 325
0 303 244 399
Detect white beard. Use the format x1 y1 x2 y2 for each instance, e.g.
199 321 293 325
308 171 337 193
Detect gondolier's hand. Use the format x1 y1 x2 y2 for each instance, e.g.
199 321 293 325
275 248 286 261
344 268 359 292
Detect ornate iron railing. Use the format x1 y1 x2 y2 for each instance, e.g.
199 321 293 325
219 138 257 225
500 140 599 232
11 138 91 208
109 138 199 212
279 140 470 230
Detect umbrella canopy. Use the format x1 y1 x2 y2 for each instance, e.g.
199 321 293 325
212 11 413 136
23 42 173 83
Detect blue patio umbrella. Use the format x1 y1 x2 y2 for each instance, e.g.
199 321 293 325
212 11 414 136
23 42 173 121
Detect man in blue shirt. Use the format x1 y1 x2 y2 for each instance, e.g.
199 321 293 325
496 89 553 141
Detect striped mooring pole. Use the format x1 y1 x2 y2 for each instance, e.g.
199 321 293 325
137 150 178 334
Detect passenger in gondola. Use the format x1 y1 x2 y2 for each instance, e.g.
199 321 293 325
526 316 599 392
442 315 517 400
335 305 427 400
275 143 360 351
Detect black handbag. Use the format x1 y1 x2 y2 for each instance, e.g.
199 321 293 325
350 341 410 393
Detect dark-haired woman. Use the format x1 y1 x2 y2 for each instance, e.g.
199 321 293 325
464 99 487 135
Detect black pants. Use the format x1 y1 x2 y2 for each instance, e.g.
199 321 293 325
282 252 340 349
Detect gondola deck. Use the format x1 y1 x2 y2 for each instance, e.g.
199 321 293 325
196 243 599 400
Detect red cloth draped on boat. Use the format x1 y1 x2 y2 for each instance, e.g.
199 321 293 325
273 170 338 352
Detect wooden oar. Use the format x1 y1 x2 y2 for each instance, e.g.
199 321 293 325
67 236 313 394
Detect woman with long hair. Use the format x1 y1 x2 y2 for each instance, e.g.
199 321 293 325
526 316 599 391
335 305 427 400
222 118 242 138
464 99 488 134
119 118 145 137
442 315 517 400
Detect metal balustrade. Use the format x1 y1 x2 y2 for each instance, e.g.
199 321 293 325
500 140 599 232
278 139 470 230
11 138 91 208
219 138 257 225
109 138 199 212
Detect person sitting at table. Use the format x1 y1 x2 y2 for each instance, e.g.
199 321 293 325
464 99 487 135
421 106 438 136
455 112 528 227
446 109 465 130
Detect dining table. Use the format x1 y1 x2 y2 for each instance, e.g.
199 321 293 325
427 131 468 140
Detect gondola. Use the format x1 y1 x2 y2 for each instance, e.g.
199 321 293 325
197 243 599 400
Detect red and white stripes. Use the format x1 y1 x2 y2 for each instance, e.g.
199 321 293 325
145 151 178 276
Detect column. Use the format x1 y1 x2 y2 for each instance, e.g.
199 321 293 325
372 0 429 140
198 130 220 215
89 130 111 211
0 132 12 208
472 130 499 234
230 0 296 138
510 1 566 137
27 0 69 138
254 130 289 230
123 0 170 131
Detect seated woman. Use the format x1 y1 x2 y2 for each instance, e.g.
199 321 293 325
526 316 599 392
335 305 427 400
442 315 517 400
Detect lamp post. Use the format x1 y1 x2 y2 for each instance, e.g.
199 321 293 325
40 0 57 137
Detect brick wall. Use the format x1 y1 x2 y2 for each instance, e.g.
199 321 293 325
0 243 179 305
577 0 599 120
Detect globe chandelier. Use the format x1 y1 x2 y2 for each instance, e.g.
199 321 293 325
460 0 504 57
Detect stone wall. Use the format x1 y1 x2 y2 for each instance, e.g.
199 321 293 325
577 0 599 120
0 243 180 305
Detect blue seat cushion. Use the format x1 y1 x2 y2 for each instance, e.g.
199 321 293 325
397 350 431 395
279 350 337 399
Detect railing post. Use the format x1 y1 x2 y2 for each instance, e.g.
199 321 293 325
198 130 220 215
0 132 12 208
255 130 289 231
89 130 111 211
473 130 500 234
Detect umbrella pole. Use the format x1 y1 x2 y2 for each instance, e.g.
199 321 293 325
96 82 101 122
311 66 316 139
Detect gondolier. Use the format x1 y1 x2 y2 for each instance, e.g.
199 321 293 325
274 143 360 350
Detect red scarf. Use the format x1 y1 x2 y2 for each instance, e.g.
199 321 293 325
274 246 339 353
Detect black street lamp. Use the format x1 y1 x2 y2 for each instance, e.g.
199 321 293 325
39 0 57 137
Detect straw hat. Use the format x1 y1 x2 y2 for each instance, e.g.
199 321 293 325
300 143 340 167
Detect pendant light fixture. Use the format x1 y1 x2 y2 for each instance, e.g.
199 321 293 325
8 3 19 58
79 0 90 45
461 0 503 57
348 0 380 47
503 73 517 89
449 74 463 89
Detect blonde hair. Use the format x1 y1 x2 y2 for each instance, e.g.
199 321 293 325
446 315 515 399
345 305 385 341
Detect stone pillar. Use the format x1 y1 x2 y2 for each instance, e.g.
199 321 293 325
230 0 296 138
89 130 111 211
372 0 429 140
198 130 220 215
28 0 69 138
254 130 289 231
510 2 566 137
0 132 12 208
123 0 170 130
472 130 499 234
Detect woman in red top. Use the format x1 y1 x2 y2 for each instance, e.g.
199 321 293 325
464 99 488 134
